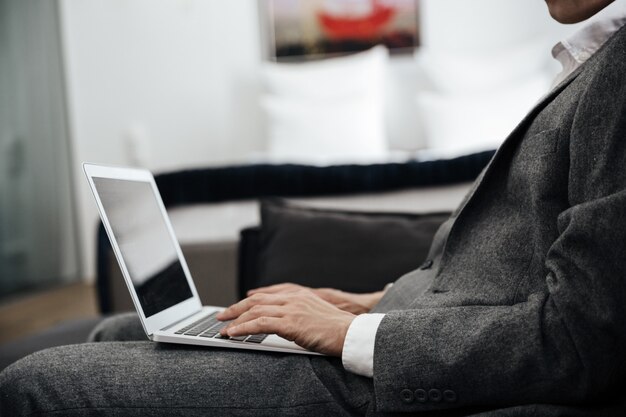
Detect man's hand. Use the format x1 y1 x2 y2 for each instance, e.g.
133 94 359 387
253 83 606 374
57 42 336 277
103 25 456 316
247 283 384 315
216 290 356 356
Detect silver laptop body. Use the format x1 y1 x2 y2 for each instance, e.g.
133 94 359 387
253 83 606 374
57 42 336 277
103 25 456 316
83 163 319 356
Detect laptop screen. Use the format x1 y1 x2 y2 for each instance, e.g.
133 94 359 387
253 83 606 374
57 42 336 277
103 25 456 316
92 177 193 317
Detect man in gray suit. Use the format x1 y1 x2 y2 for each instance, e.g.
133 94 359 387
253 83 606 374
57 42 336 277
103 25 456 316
2 0 626 415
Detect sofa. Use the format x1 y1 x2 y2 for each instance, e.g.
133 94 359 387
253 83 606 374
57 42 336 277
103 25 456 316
97 151 493 312
0 150 494 371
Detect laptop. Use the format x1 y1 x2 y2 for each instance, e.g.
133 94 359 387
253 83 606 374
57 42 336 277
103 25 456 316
83 163 320 355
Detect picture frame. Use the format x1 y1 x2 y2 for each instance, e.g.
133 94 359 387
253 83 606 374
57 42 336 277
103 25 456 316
261 0 420 61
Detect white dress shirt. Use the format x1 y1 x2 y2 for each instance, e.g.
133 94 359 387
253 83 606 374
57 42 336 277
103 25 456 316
341 2 626 378
551 1 626 87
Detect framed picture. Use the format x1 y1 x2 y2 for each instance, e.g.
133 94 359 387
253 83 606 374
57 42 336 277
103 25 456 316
262 0 420 61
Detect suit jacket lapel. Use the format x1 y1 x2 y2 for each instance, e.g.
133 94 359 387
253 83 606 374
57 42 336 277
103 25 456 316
455 65 585 213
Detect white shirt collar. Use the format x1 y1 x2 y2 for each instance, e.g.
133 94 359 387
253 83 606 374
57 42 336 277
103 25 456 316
551 0 626 86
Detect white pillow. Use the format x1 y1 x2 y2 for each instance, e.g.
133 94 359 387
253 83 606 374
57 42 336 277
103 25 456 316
260 46 390 164
417 38 552 95
261 45 388 101
416 74 551 158
261 94 387 164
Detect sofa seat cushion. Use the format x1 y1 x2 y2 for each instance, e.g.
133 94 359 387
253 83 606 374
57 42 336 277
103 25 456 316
0 317 104 371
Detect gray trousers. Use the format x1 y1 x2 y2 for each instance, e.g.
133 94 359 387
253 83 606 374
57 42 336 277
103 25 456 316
0 313 374 416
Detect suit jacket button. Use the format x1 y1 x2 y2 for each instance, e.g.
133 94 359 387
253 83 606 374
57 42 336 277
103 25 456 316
443 389 457 403
414 388 427 403
428 388 442 402
400 389 415 403
420 259 433 270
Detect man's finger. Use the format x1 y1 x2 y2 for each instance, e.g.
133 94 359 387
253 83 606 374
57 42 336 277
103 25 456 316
220 306 284 335
217 293 285 321
226 316 284 337
216 296 260 320
247 283 296 296
312 289 352 307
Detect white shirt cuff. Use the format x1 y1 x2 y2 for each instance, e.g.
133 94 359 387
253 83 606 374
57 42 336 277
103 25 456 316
341 313 385 378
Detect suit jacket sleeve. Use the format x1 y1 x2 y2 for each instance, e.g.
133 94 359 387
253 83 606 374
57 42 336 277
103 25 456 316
371 54 626 412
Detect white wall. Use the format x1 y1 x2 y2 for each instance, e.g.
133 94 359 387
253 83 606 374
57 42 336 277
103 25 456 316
61 1 264 173
60 0 265 279
60 0 584 281
421 0 571 52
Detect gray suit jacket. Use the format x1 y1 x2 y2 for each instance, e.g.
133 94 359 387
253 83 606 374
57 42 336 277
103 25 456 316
368 24 626 415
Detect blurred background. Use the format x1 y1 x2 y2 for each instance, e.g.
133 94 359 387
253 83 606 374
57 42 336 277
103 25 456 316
0 0 598 361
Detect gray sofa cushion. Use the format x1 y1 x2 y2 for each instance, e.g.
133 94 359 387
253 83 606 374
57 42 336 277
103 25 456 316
0 317 104 371
256 200 450 294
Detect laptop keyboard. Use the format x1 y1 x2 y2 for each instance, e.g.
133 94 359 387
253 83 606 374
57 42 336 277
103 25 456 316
174 311 268 344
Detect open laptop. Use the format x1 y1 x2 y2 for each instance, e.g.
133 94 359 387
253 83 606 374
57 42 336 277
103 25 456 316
83 163 320 355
